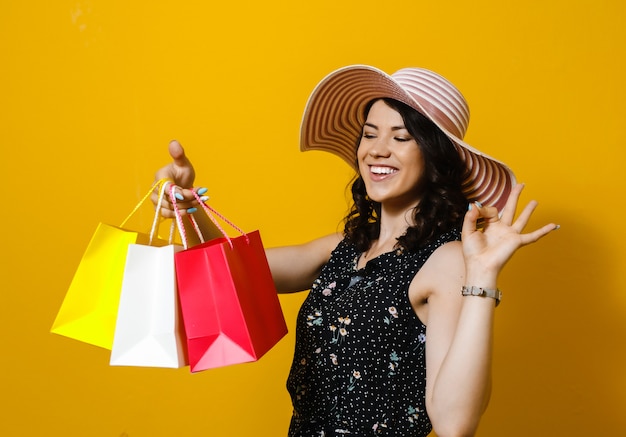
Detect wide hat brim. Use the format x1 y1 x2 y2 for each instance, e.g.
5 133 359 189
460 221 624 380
300 65 515 211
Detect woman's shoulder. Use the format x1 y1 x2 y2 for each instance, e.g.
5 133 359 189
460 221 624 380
424 238 465 280
433 228 462 246
429 238 463 262
405 228 461 259
410 235 465 291
294 233 345 263
408 237 464 323
315 233 345 252
425 227 464 267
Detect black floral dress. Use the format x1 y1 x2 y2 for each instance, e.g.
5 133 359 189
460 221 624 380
286 230 460 436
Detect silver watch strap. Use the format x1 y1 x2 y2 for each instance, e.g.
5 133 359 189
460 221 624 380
461 285 502 307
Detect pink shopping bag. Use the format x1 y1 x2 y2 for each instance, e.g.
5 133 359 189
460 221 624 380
171 187 288 372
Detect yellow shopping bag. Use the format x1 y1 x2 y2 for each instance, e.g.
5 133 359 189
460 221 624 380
51 180 171 350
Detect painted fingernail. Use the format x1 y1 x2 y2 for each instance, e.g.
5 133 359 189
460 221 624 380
474 201 483 208
467 203 473 211
553 224 561 231
186 207 197 214
196 187 208 195
175 192 184 201
199 195 209 202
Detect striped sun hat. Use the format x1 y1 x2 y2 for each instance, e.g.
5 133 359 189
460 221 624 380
300 65 515 210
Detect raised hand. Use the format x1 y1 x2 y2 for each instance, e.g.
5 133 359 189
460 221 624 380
461 183 558 282
152 140 204 218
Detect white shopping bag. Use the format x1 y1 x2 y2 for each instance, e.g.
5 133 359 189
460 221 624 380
110 242 187 368
110 180 188 368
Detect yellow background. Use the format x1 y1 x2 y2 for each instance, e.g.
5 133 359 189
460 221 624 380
1 0 624 435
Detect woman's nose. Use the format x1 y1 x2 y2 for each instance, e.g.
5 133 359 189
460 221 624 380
368 138 391 158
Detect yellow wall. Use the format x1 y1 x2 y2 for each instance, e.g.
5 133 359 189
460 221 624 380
1 0 624 435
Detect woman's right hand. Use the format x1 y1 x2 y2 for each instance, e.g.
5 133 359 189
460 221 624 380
152 140 204 218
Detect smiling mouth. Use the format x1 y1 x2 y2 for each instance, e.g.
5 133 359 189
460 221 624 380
370 165 398 175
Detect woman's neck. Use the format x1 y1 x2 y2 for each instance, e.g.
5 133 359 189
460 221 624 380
379 201 417 239
358 206 415 268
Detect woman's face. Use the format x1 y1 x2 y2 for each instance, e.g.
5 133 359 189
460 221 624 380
357 100 425 210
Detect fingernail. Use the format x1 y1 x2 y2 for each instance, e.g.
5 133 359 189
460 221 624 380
186 207 197 214
553 224 561 231
474 201 483 208
175 192 184 201
197 187 208 195
199 195 209 202
467 203 473 211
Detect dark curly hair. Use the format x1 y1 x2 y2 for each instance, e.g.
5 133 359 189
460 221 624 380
344 98 469 253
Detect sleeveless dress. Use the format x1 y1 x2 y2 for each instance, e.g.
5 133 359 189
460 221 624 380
286 230 460 437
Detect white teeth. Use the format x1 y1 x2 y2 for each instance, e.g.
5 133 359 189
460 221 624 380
371 166 397 175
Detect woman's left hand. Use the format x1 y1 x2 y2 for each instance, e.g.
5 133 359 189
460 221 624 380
461 183 558 278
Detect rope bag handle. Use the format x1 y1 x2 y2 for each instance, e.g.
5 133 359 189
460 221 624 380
169 185 248 250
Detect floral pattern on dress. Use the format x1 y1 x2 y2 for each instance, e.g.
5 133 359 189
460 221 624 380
388 351 401 377
307 310 323 327
383 306 399 325
330 316 352 345
287 230 461 437
414 332 427 360
322 281 337 296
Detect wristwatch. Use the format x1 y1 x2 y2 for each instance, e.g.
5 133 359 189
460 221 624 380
461 285 502 307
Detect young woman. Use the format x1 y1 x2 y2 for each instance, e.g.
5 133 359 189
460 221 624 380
152 66 557 437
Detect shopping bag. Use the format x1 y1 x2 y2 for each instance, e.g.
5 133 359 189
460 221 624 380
51 180 170 350
109 243 187 368
110 182 188 368
171 188 288 372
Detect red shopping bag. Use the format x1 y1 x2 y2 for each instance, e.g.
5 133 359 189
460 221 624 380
171 188 288 372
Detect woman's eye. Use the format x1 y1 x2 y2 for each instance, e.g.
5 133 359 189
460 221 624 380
362 133 376 139
395 137 412 142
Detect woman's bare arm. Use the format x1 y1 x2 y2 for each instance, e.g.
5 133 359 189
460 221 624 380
415 184 557 437
267 233 343 293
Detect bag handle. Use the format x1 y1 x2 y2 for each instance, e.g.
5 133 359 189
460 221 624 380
191 190 248 246
169 184 191 250
169 185 248 250
168 184 216 249
120 178 170 228
119 178 175 245
149 180 176 245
